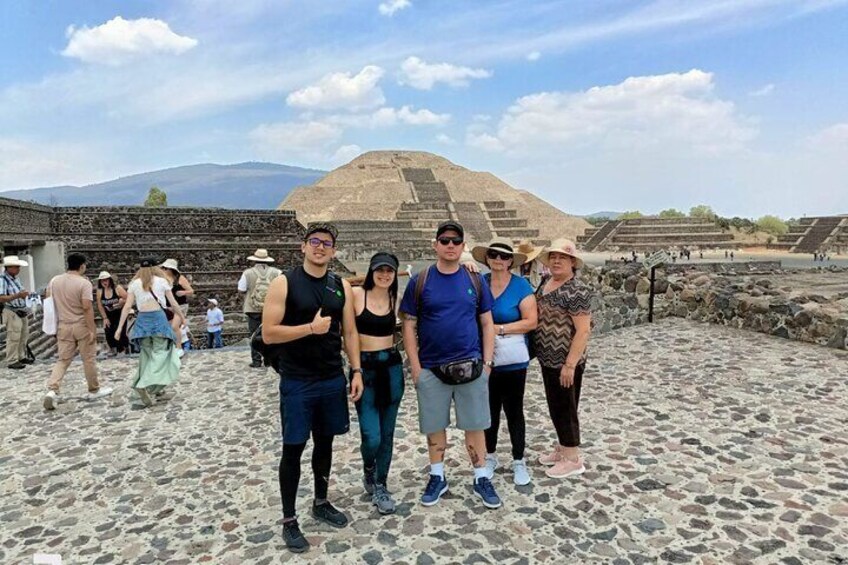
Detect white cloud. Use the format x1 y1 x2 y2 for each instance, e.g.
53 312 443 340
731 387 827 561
748 83 775 97
805 123 848 151
466 132 504 153
435 133 456 145
526 51 541 61
62 16 198 66
249 120 343 164
329 105 450 128
378 0 411 17
286 66 385 110
398 56 492 90
0 139 109 190
330 144 363 166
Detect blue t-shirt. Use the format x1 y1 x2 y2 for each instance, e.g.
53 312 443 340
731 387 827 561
487 274 534 371
400 266 494 368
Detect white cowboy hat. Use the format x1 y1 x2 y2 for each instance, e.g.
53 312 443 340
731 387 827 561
2 255 28 268
515 239 543 263
471 237 528 266
539 239 585 270
248 249 275 263
97 271 116 281
160 258 181 273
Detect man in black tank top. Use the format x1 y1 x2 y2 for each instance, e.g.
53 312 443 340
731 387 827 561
261 223 363 554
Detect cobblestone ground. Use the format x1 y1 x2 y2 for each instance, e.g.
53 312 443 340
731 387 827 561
1 319 846 564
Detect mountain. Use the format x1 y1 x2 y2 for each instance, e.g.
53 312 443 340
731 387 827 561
584 211 623 219
0 162 326 208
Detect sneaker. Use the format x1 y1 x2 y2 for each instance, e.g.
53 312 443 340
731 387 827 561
485 453 499 477
545 457 585 479
20 358 35 365
473 476 502 509
86 387 113 401
135 387 155 407
420 474 449 506
8 362 26 370
282 519 310 553
311 501 348 528
249 360 263 368
177 349 185 359
513 459 531 486
372 484 396 515
43 390 58 411
363 467 376 495
538 448 562 467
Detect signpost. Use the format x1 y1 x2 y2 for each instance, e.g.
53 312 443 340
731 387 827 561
643 250 671 323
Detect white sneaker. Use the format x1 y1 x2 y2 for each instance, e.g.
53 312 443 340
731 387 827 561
485 453 499 477
86 387 113 401
43 390 58 411
512 459 531 486
178 349 185 359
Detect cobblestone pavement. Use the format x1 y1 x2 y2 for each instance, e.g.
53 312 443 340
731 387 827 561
1 319 846 564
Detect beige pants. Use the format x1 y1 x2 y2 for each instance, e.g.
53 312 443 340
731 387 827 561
48 322 100 393
2 309 29 366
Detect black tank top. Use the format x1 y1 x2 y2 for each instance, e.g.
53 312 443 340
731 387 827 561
172 280 187 305
275 266 345 379
100 288 121 313
355 292 395 337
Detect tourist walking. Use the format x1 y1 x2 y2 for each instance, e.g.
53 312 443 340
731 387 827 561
261 223 363 553
471 238 538 486
239 248 281 368
96 272 129 356
353 251 403 514
1 255 33 370
206 298 224 349
160 259 194 335
115 258 184 407
400 221 500 509
534 240 594 478
43 254 113 410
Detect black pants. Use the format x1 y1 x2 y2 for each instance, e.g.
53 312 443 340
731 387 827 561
247 313 262 364
484 368 527 460
541 363 585 447
279 434 334 519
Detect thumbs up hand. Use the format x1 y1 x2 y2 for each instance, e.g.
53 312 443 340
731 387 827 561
310 309 332 335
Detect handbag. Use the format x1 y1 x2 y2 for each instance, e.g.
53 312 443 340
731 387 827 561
431 358 483 385
149 290 175 321
42 297 57 336
493 334 530 367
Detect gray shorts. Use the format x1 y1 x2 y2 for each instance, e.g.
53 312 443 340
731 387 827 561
416 368 491 434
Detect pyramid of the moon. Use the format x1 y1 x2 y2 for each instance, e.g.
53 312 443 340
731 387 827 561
280 151 590 260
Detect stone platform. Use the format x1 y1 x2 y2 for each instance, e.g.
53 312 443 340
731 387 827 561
1 319 846 564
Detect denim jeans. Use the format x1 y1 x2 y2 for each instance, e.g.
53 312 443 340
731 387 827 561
207 331 223 349
355 349 404 485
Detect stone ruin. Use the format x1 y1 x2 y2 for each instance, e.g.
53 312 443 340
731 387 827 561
772 215 848 254
578 217 735 252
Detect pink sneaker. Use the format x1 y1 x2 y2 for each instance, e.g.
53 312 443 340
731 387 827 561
537 448 562 467
545 457 585 479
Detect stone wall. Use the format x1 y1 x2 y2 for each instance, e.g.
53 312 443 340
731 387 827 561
0 197 54 239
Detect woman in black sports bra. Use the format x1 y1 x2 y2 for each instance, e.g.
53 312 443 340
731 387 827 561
352 251 403 515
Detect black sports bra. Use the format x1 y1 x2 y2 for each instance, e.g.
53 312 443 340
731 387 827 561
355 292 396 337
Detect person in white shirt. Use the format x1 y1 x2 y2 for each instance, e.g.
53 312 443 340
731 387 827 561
238 249 281 367
206 298 224 349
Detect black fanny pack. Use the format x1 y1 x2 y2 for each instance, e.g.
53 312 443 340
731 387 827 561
431 358 483 385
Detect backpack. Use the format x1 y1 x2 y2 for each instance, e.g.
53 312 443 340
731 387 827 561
248 267 276 311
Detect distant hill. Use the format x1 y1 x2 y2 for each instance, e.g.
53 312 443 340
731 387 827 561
584 211 623 219
0 162 326 209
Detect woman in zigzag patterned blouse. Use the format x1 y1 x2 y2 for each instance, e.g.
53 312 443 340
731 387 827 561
533 239 594 480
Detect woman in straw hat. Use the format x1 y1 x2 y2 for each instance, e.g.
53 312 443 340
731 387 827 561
160 258 194 333
515 240 545 287
96 271 129 356
470 237 538 486
533 239 594 479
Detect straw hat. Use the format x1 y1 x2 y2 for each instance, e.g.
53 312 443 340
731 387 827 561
1 255 28 268
97 271 116 281
515 239 543 263
539 239 585 270
471 237 528 266
248 249 275 263
160 258 181 273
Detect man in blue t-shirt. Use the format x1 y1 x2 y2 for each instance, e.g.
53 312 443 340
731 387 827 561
401 221 501 509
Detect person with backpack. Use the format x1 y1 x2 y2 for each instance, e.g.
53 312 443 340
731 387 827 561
238 248 281 368
261 223 363 554
400 221 500 509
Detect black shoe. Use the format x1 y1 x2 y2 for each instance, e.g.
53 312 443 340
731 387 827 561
311 501 348 528
20 358 34 365
8 362 26 370
249 361 263 368
282 520 309 553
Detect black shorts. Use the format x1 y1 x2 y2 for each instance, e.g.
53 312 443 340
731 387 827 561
279 374 350 444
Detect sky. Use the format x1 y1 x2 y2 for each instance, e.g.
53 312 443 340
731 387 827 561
1 0 847 218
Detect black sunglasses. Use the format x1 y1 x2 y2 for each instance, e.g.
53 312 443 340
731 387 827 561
437 236 464 246
486 249 514 261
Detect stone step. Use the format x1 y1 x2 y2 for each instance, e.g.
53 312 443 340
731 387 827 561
395 211 452 221
399 202 450 212
486 209 518 219
493 228 541 239
491 218 528 229
610 234 734 243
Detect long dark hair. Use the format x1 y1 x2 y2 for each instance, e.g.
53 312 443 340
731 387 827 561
363 263 398 311
97 276 116 291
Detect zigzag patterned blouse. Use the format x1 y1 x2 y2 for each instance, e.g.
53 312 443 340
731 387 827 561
533 276 594 369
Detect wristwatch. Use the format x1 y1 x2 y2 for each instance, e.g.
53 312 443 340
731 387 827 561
499 325 505 336
350 368 363 375
484 360 495 369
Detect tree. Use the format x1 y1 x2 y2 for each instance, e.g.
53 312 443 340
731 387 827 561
756 215 788 236
144 187 168 207
618 210 644 219
689 204 716 219
659 208 685 218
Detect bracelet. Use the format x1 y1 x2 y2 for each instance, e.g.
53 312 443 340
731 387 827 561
499 325 505 336
565 363 577 369
308 323 313 335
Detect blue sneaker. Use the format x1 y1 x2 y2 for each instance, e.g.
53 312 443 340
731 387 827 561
420 474 449 506
473 476 502 509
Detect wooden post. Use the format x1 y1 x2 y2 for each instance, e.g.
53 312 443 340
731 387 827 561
648 266 656 323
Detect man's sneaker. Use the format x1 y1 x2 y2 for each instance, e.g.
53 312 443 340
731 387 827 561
363 467 376 495
8 362 26 370
485 453 499 477
249 361 263 368
43 390 58 411
545 457 585 479
20 358 35 365
135 387 155 407
372 484 396 515
282 520 309 553
86 387 113 401
420 474 449 506
538 448 561 466
473 476 502 509
513 459 531 486
311 501 348 528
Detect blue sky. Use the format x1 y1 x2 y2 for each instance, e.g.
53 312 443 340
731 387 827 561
1 0 847 217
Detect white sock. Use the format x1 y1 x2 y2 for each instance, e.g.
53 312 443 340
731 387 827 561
473 466 488 481
430 462 445 478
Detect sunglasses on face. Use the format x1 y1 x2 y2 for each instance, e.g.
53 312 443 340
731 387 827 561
306 237 335 249
437 236 464 246
486 249 514 261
